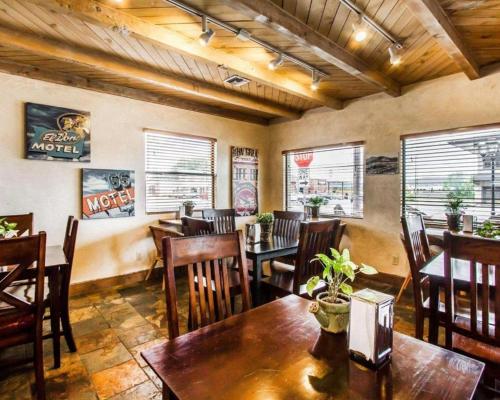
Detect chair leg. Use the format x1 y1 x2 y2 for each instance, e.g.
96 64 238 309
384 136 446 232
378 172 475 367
48 273 61 369
34 333 46 400
61 296 77 353
415 311 424 340
145 259 158 281
396 272 412 303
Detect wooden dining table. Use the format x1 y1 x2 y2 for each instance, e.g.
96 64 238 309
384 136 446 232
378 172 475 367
0 245 69 367
142 295 484 400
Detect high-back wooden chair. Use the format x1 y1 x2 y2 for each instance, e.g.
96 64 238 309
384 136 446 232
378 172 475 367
146 226 183 281
202 209 236 234
181 216 214 237
333 222 346 251
401 214 435 339
273 210 304 239
0 212 33 236
0 232 46 400
443 231 500 389
162 231 251 340
263 220 340 298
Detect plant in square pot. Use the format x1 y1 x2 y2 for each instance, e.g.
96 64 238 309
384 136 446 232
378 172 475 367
0 218 18 239
256 212 273 242
445 192 465 231
476 220 500 239
307 196 326 218
183 200 195 217
307 249 377 334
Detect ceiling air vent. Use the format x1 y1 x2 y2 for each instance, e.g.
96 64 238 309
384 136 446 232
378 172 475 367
224 75 250 87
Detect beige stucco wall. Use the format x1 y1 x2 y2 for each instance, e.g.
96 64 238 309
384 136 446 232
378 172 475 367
0 72 268 284
266 68 500 276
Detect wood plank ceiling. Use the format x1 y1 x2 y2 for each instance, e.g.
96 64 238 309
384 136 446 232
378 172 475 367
0 0 498 124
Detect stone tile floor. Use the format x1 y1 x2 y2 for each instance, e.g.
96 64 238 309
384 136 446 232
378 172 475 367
0 275 492 399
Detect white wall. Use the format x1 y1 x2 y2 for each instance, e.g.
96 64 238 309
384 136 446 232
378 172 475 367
0 73 268 284
267 68 500 276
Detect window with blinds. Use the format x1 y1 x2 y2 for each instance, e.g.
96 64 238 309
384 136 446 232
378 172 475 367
145 130 216 213
401 126 500 226
283 143 364 218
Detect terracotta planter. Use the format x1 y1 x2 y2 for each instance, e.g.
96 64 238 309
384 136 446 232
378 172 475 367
309 292 350 334
185 205 194 217
260 223 272 242
446 213 461 231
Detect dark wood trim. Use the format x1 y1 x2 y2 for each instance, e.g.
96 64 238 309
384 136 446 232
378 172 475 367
400 123 500 140
282 140 365 155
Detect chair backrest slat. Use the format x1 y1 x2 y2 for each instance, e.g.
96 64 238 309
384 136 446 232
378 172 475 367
293 220 340 293
181 217 214 237
0 213 33 236
443 231 500 348
163 231 251 339
272 211 304 239
202 209 236 234
149 225 183 258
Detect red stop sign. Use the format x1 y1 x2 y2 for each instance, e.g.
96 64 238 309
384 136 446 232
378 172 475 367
294 153 313 168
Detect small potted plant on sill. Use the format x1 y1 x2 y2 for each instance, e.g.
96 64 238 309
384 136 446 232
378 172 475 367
0 218 18 239
477 220 500 239
256 212 274 242
183 200 195 217
445 192 465 231
307 248 377 334
307 196 326 218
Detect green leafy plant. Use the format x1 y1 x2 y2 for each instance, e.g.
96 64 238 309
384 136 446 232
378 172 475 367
477 220 500 239
306 248 377 302
182 200 195 207
308 196 326 207
0 218 18 239
446 192 465 215
256 212 274 225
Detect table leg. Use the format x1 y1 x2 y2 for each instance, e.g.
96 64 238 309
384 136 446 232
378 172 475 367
428 279 439 345
60 265 77 353
49 269 61 368
252 256 263 307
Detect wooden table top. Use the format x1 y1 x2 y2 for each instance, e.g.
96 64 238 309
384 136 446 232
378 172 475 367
141 295 484 400
245 235 298 256
0 245 67 274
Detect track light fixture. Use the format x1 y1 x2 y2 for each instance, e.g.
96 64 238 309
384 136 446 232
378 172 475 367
268 53 284 71
352 15 368 42
310 70 321 91
388 44 402 65
199 15 214 47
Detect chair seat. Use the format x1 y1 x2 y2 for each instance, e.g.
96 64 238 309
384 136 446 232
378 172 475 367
453 332 500 365
0 308 35 338
261 271 325 298
4 281 50 305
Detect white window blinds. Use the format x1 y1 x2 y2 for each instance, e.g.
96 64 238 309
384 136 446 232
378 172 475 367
145 130 216 213
283 143 364 218
402 127 500 226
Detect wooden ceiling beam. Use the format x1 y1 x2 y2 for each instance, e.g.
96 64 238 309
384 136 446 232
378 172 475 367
404 0 480 79
27 0 342 110
222 0 401 97
0 60 269 125
0 25 299 119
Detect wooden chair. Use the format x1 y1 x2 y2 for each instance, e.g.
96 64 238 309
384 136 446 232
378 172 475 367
146 226 183 281
262 220 340 298
401 214 442 340
162 231 252 340
201 209 236 234
443 231 500 390
181 216 214 236
272 210 304 239
333 222 346 251
0 212 33 236
0 232 46 400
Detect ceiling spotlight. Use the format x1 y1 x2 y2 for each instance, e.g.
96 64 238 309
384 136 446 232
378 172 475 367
388 44 402 65
352 15 368 42
199 15 214 47
236 29 251 42
268 53 284 71
310 70 321 91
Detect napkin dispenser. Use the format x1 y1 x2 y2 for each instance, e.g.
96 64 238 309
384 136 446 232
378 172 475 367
245 223 261 244
348 289 394 368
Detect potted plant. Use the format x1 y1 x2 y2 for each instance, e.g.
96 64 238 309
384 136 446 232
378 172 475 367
0 218 18 239
256 212 274 242
307 196 325 218
477 220 500 239
445 192 464 231
183 200 195 217
307 248 377 334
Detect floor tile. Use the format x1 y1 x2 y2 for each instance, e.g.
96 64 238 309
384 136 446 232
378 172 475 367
80 342 133 374
108 380 161 400
75 328 121 355
117 323 161 349
129 339 167 368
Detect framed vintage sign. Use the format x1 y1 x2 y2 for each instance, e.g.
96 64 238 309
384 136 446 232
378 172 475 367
366 155 399 175
82 169 135 219
231 147 258 216
25 102 91 162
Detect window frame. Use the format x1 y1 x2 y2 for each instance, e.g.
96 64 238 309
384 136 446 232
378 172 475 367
400 123 500 227
144 129 217 214
282 141 365 219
